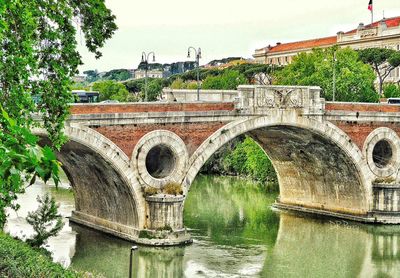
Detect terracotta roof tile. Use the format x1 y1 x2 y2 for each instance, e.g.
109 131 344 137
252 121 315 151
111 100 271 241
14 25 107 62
269 36 337 53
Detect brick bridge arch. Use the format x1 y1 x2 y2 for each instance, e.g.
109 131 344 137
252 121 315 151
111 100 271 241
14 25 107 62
181 113 373 215
33 125 147 240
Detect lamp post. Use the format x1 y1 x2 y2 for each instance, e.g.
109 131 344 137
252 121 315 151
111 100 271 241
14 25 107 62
129 245 138 278
141 51 155 102
187 46 202 101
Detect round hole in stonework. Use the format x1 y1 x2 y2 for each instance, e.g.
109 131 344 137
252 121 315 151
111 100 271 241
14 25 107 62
145 144 176 179
372 140 393 168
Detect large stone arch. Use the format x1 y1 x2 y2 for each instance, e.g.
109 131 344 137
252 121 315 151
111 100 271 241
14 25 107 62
183 112 374 216
33 125 146 239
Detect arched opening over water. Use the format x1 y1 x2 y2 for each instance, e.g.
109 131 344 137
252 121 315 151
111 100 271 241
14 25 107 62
37 137 140 228
184 120 368 216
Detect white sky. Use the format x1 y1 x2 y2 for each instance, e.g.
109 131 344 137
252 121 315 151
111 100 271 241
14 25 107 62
77 0 400 72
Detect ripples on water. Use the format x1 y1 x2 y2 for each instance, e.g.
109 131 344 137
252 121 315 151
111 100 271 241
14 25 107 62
5 175 400 277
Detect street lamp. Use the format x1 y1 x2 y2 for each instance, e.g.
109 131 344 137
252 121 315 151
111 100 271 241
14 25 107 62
129 245 138 277
187 46 202 101
141 51 155 102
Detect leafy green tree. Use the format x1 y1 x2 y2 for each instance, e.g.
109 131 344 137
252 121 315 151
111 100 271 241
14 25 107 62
103 69 132 81
26 194 64 248
147 79 163 101
0 0 117 229
275 47 378 102
92 80 129 102
383 83 400 98
202 70 248 90
359 48 400 95
83 70 99 83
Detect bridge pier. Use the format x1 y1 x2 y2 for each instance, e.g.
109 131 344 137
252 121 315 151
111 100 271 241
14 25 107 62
137 195 191 246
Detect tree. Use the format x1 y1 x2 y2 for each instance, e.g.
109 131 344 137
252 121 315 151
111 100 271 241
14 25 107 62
92 80 129 102
103 69 132 81
0 1 117 229
26 194 64 248
202 70 248 90
83 70 99 83
383 83 400 98
275 47 379 102
359 48 400 95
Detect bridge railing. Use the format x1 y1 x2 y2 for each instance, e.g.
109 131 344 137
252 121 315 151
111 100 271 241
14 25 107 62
161 88 238 102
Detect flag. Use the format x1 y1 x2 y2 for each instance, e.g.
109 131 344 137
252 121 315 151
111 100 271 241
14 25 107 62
368 0 373 11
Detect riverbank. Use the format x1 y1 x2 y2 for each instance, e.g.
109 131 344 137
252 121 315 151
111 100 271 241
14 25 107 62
0 232 85 278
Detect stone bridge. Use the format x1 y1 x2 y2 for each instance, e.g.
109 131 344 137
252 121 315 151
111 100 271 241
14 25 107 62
34 85 400 245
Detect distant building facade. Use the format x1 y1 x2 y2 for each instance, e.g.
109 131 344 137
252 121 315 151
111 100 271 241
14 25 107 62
254 16 400 82
134 69 166 79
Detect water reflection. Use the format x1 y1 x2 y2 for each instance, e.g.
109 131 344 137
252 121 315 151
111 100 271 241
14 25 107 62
5 175 400 277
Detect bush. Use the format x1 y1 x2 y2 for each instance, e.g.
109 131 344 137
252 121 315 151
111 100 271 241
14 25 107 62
383 83 400 98
0 232 83 277
163 182 183 195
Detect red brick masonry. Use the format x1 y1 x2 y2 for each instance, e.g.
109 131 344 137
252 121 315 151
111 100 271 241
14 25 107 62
327 103 400 149
326 103 400 113
94 122 227 158
70 102 235 115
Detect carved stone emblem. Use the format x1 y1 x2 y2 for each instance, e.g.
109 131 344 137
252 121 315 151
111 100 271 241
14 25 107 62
256 87 304 108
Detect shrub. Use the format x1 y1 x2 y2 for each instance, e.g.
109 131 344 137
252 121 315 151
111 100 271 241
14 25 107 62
383 83 400 98
0 232 83 277
163 182 183 195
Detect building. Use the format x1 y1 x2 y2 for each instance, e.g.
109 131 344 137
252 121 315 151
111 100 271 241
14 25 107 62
254 16 400 82
134 69 167 79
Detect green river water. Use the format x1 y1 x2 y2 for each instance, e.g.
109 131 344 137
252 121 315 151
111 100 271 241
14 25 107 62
5 175 400 277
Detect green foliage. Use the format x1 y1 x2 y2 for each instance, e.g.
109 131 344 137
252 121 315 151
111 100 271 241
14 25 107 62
146 79 163 101
163 182 183 196
224 137 278 190
358 48 400 95
83 70 99 83
275 47 378 102
0 1 116 230
202 70 248 90
92 80 129 102
102 69 132 81
0 109 60 230
170 78 198 89
26 194 64 248
123 78 168 101
202 136 278 191
383 83 400 98
0 232 84 277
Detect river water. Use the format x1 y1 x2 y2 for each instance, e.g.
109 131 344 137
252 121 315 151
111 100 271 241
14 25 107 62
5 175 400 277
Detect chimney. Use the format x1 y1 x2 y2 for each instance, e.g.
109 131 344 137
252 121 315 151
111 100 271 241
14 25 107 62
336 31 344 42
276 42 282 46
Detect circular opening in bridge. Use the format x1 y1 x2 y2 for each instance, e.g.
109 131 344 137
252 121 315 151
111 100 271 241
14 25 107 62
372 140 393 168
145 144 176 179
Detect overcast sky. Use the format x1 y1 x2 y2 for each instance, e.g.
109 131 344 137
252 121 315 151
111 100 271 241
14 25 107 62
77 0 400 72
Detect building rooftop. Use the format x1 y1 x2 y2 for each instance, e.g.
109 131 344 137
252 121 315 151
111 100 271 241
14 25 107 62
257 16 400 54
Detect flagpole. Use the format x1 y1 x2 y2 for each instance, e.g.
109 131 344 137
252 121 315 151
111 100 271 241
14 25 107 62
371 7 374 24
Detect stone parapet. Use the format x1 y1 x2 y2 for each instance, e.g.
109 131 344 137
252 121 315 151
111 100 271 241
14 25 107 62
162 88 238 102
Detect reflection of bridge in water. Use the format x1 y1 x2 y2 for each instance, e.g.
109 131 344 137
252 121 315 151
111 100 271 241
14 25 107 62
35 85 400 245
69 213 400 277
